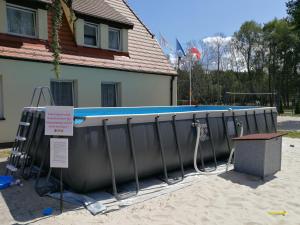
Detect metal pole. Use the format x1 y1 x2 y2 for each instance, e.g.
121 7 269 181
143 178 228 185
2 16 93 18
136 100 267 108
60 168 63 213
189 59 192 105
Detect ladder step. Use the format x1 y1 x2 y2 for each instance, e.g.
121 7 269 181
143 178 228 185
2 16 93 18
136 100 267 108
11 150 22 157
20 122 31 126
16 136 26 141
6 164 18 172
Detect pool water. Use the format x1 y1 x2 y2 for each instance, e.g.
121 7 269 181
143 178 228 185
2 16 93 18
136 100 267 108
74 105 257 117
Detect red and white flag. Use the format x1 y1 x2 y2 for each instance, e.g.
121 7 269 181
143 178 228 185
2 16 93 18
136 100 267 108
189 47 201 61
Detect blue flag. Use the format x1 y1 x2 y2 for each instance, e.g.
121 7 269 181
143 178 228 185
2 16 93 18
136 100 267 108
176 39 186 57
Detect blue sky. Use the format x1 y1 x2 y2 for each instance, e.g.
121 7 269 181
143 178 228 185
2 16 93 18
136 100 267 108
127 0 288 46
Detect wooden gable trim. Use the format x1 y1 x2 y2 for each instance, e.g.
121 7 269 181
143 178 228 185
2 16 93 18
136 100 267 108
60 0 75 35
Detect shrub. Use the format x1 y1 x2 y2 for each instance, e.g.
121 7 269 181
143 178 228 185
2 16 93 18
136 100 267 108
295 101 300 114
278 100 284 114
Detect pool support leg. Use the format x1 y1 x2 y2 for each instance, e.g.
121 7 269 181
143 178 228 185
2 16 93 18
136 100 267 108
222 113 232 154
155 116 182 185
254 110 259 133
206 113 217 169
103 119 118 199
264 110 269 132
127 118 140 194
232 112 238 137
193 114 205 170
270 109 277 132
245 111 251 134
103 119 137 200
172 115 185 179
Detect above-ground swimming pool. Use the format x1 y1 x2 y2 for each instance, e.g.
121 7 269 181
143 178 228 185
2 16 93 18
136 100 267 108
16 105 277 194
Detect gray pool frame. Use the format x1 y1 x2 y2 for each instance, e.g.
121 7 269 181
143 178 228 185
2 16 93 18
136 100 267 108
21 106 277 195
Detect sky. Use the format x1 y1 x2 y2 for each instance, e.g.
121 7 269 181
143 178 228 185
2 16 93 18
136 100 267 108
127 0 288 47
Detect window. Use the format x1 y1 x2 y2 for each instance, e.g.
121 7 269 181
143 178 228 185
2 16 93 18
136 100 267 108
0 75 4 119
6 4 36 37
84 22 98 47
101 82 121 107
109 27 121 51
50 80 76 106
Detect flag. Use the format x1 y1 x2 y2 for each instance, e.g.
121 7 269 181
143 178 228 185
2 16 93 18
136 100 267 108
189 47 201 61
176 39 186 57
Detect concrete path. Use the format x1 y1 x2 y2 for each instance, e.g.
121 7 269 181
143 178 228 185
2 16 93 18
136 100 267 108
277 116 300 131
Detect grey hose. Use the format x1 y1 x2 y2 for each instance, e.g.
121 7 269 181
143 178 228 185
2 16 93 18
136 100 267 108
193 121 244 175
225 124 243 172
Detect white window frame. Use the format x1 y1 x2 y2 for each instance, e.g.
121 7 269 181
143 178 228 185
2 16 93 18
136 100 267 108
6 3 37 38
83 22 99 48
108 27 121 51
50 79 77 107
0 75 4 119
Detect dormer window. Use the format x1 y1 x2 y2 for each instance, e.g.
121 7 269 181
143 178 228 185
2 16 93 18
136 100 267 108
109 27 121 51
84 22 98 47
6 4 36 38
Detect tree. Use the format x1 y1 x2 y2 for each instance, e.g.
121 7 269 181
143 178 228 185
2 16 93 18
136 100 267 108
263 19 281 104
287 0 300 31
198 40 214 73
233 21 263 91
202 34 230 102
263 19 299 107
227 38 245 72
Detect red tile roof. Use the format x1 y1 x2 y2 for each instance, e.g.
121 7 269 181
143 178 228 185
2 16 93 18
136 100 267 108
72 0 133 27
0 0 176 76
40 0 133 27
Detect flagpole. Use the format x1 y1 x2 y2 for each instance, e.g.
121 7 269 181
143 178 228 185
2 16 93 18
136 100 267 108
189 58 192 105
177 56 181 70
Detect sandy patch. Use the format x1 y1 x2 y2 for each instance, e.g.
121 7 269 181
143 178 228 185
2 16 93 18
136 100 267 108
1 137 299 225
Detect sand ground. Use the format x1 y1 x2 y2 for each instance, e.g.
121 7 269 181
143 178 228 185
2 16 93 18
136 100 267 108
0 137 299 225
0 115 299 224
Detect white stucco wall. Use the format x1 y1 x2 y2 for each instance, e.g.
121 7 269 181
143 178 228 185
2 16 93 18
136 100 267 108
0 58 176 143
0 0 7 34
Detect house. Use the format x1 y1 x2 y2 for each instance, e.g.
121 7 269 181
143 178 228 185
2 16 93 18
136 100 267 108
0 0 177 144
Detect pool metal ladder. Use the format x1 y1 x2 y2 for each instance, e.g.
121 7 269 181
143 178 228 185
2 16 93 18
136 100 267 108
5 87 55 178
